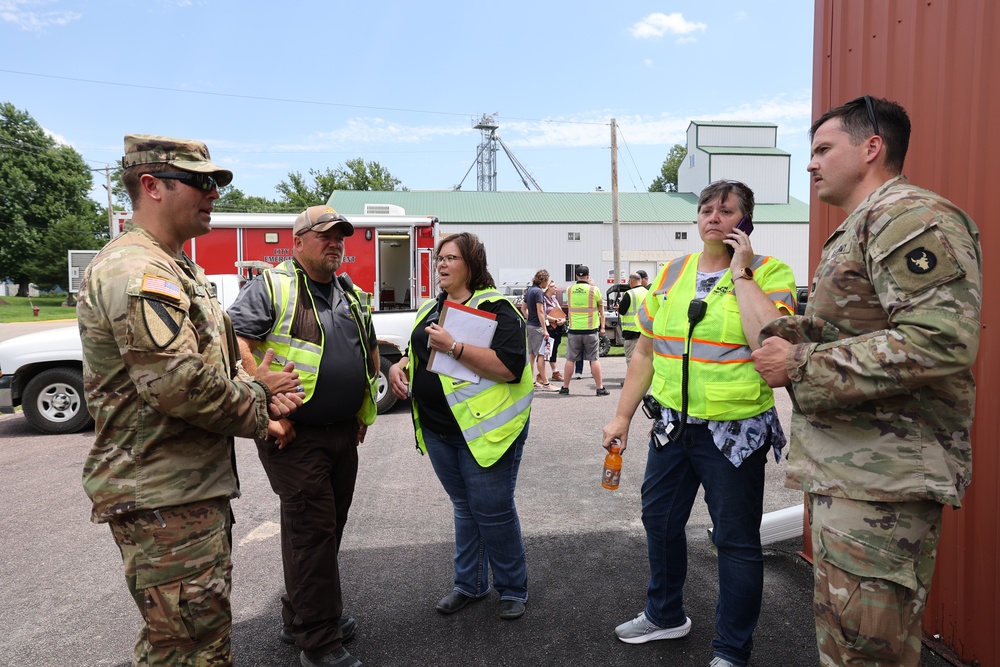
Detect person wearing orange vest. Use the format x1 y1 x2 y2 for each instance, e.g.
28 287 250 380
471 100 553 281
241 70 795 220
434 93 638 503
601 181 796 667
558 265 609 396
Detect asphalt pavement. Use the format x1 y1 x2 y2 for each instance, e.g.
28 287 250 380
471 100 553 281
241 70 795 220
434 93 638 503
0 355 957 666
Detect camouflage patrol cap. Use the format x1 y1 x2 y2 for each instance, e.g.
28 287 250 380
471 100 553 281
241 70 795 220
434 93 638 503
293 205 354 236
121 134 233 187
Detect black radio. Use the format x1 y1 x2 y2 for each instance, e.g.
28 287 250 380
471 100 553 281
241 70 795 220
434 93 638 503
641 394 662 420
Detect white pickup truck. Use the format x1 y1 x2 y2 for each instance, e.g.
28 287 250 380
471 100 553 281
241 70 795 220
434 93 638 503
0 276 416 434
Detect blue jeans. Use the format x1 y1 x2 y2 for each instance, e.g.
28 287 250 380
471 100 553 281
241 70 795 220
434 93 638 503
423 421 529 603
641 423 766 667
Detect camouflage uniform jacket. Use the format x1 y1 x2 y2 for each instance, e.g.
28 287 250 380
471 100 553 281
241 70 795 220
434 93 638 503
769 176 981 507
78 223 269 522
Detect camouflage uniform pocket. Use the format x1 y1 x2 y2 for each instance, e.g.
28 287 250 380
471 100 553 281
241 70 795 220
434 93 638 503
815 525 915 659
132 503 232 649
140 556 232 651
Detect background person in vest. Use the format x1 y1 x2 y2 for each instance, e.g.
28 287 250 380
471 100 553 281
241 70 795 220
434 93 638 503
601 180 796 667
78 134 303 667
543 280 566 382
616 272 648 366
228 205 379 667
636 269 650 288
752 97 982 667
559 265 609 396
524 269 555 390
387 232 533 621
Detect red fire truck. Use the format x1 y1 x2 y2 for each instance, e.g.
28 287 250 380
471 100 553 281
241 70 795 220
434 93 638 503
113 205 440 313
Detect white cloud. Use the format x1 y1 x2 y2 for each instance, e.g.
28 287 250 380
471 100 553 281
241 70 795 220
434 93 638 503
307 118 468 148
628 12 707 40
42 126 72 147
0 0 81 31
643 59 653 67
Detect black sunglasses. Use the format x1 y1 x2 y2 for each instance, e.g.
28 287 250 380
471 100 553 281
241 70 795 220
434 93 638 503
848 95 880 138
148 171 219 192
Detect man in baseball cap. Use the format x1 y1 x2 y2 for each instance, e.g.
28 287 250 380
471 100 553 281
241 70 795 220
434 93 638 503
293 205 355 237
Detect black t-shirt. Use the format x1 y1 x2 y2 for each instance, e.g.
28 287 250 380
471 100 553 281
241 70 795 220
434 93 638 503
411 296 527 436
228 264 375 425
524 285 545 327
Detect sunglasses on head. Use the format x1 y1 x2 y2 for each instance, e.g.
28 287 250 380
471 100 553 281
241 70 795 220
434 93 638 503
148 171 219 192
847 95 880 138
296 212 350 236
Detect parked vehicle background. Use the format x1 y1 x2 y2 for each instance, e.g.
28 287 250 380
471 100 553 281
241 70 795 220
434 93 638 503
0 275 416 435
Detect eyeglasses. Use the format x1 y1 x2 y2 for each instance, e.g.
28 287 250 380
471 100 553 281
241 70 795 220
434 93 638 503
848 95 880 138
435 254 463 265
148 171 219 192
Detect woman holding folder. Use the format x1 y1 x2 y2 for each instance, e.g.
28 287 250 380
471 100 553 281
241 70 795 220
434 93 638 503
388 232 533 621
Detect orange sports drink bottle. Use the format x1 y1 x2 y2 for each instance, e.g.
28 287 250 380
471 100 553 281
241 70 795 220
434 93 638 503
602 440 623 490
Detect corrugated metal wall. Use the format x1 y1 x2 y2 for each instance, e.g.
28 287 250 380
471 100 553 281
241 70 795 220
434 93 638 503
698 125 776 148
813 1 998 664
712 154 791 205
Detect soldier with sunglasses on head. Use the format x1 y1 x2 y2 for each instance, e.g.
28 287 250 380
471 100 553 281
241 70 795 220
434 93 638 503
78 134 303 667
753 97 982 666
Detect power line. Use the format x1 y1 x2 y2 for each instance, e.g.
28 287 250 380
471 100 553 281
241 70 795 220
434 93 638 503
0 68 608 126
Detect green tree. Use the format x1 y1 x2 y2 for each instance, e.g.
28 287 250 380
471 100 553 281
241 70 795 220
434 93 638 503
214 186 295 213
0 102 104 295
276 158 403 208
649 144 686 193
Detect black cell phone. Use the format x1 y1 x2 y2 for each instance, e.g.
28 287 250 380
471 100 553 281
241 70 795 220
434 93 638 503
727 216 754 257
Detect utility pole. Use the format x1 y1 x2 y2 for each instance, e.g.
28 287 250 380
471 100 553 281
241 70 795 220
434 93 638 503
95 165 115 238
611 119 620 289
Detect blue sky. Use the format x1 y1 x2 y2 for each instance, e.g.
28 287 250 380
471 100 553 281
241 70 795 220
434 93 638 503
0 0 815 206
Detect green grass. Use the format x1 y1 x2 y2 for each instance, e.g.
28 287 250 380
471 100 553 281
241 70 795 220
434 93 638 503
0 295 78 323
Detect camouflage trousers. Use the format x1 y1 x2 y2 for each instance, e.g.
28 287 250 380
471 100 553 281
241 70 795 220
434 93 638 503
108 497 234 667
808 494 943 667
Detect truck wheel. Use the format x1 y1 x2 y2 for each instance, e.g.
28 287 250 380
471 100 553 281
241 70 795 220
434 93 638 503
376 356 398 414
22 367 94 434
599 335 611 357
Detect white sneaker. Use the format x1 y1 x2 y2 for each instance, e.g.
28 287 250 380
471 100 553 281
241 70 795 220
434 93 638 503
614 611 691 644
709 657 738 667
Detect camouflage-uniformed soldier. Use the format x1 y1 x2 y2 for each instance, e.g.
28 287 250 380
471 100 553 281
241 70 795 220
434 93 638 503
752 97 982 666
78 134 302 667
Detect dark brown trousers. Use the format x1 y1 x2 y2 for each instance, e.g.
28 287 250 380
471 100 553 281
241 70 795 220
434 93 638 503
256 419 359 659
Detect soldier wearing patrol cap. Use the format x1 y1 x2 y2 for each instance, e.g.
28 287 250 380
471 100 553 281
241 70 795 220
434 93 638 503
752 98 982 666
78 134 303 667
228 204 379 667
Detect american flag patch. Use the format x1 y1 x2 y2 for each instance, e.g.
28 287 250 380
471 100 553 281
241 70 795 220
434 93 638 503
141 274 182 301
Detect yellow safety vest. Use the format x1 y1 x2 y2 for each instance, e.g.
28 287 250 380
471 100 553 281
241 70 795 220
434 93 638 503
254 260 378 425
639 253 795 421
408 289 533 467
620 285 648 334
566 282 602 331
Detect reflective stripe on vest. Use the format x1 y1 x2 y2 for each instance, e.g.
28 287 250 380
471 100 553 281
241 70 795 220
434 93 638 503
642 253 775 422
620 285 648 333
567 282 600 330
255 260 378 424
408 289 533 467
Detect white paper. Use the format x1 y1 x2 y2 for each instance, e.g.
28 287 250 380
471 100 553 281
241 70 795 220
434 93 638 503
428 302 498 383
